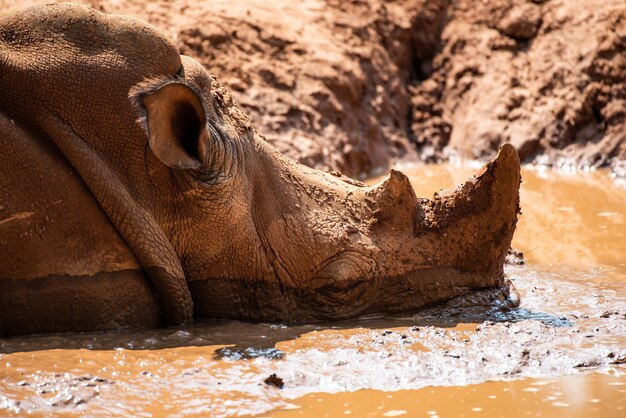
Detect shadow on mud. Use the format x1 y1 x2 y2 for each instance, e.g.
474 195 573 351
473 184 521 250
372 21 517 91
0 303 569 356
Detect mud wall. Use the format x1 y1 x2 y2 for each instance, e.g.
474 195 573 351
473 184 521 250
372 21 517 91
2 0 624 176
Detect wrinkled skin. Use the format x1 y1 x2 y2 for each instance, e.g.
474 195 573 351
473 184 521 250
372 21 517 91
0 4 521 336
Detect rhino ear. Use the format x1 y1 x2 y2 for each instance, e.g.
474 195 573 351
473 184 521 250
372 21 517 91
135 81 209 169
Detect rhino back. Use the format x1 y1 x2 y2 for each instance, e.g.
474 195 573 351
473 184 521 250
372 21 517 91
0 113 161 336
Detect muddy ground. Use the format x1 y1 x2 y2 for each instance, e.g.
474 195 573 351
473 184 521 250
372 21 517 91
2 0 624 178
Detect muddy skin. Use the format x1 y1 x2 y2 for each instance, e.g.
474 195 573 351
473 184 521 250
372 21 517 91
0 4 520 336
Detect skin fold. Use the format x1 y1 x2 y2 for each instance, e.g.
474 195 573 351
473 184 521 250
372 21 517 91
0 4 521 336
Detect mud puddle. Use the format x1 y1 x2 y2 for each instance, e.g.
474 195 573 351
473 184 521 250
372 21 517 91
1 165 625 417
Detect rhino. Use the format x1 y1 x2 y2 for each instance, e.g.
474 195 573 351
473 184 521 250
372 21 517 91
0 4 521 337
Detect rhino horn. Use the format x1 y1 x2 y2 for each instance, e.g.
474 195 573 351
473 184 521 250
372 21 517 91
367 169 419 229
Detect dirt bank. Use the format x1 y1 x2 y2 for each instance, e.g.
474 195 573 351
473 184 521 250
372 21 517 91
1 0 624 177
410 0 626 174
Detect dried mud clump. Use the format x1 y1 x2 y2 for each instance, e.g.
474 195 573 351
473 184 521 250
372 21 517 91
2 0 624 175
264 373 284 389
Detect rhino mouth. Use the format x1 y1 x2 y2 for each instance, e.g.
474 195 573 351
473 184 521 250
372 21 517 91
187 267 518 323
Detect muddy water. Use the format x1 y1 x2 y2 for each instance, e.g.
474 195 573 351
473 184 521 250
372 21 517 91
1 164 625 417
278 373 626 418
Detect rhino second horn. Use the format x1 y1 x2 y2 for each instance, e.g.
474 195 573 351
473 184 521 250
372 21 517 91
368 169 419 229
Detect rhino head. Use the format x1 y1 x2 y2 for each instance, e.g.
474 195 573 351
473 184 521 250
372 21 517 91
0 4 520 326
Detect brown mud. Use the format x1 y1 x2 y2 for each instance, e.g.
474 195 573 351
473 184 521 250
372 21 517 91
1 165 625 417
1 0 624 178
